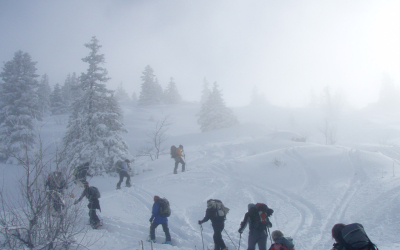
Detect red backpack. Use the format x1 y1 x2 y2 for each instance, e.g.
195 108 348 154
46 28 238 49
250 203 273 230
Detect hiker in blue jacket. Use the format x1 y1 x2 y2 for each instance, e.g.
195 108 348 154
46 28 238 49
148 196 172 244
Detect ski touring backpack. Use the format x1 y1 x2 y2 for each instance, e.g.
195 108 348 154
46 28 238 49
156 198 171 217
339 223 378 250
250 203 273 230
207 199 230 218
115 160 123 173
89 186 101 199
74 163 89 180
170 145 178 158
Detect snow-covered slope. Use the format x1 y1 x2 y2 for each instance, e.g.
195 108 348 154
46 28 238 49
2 104 400 250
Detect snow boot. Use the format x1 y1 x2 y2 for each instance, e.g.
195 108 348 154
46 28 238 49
163 241 171 245
126 183 131 187
116 185 121 190
147 239 156 243
92 221 102 229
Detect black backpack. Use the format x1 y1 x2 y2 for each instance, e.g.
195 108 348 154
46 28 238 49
74 163 89 178
88 186 101 199
170 145 178 158
249 203 273 230
339 223 378 250
156 198 171 217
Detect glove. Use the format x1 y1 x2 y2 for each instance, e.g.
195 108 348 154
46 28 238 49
149 218 153 223
198 220 202 225
73 200 78 205
238 228 244 234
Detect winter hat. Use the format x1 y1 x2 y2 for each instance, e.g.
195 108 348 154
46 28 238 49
248 203 255 210
271 230 284 241
83 181 89 187
84 162 89 166
154 195 160 201
125 159 130 163
179 145 183 149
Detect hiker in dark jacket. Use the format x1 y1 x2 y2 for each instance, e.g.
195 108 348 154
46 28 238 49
73 181 101 229
198 200 227 250
330 223 347 250
149 196 172 244
268 230 295 250
116 159 131 189
239 203 272 250
173 145 185 174
74 162 90 184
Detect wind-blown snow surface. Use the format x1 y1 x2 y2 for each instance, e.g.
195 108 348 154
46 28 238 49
1 104 400 250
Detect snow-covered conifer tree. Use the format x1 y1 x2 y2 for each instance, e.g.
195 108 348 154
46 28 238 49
37 74 52 116
50 83 68 115
114 83 131 106
138 65 162 105
61 36 130 173
164 77 182 104
0 51 40 162
197 82 238 132
200 77 210 105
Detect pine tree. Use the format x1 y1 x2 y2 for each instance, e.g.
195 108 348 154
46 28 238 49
37 74 52 116
0 51 40 162
61 36 130 173
69 72 83 102
50 83 68 115
164 77 182 104
200 77 210 105
138 65 163 105
114 83 131 106
197 82 239 132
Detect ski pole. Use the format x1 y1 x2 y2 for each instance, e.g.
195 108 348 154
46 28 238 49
223 229 237 249
266 228 272 247
200 224 205 250
238 233 242 250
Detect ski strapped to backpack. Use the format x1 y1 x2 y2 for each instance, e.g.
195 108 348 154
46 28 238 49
89 186 101 199
170 145 178 158
156 198 171 217
207 199 230 218
339 223 378 250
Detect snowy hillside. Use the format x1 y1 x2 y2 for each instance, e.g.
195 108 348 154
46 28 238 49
2 104 400 250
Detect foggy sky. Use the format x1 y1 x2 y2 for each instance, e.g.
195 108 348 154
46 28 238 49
1 0 399 108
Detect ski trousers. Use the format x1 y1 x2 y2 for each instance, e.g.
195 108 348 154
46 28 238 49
212 222 226 250
150 222 171 242
247 230 267 250
117 171 130 187
174 157 185 173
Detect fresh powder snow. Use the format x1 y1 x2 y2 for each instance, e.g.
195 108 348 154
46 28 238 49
1 103 399 250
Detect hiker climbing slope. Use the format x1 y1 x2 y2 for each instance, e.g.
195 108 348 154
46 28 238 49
116 159 132 189
171 145 185 174
148 195 172 244
73 181 102 229
198 199 229 250
238 203 273 250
